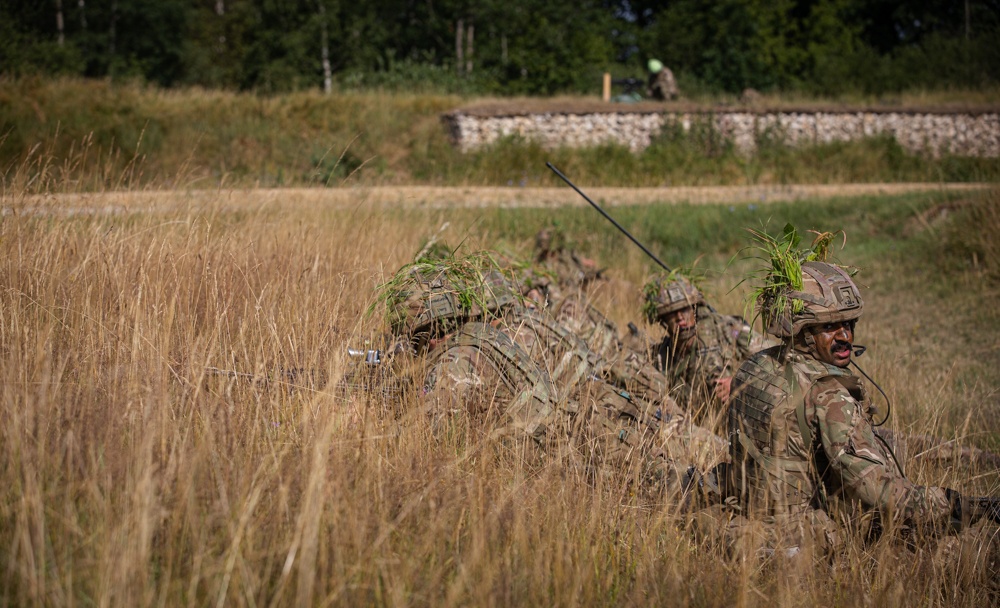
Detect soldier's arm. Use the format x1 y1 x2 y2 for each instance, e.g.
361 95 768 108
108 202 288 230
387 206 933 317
812 382 960 532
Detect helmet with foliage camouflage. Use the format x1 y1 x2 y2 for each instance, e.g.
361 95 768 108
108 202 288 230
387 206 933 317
642 273 704 324
376 254 520 349
763 261 863 338
747 224 862 340
415 241 454 263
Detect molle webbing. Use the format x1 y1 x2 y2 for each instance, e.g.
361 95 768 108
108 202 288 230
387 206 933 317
450 323 554 399
730 349 859 512
730 352 790 453
448 323 556 440
508 308 605 391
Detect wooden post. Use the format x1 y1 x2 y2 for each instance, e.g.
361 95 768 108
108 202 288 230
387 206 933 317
56 0 65 46
602 72 611 102
318 0 332 94
456 19 464 75
466 22 474 74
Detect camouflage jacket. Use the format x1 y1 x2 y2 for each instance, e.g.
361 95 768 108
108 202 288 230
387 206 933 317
647 67 678 101
421 319 682 487
655 307 769 416
548 295 673 406
729 346 961 534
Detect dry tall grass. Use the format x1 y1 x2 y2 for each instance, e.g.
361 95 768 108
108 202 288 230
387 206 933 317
2 185 999 606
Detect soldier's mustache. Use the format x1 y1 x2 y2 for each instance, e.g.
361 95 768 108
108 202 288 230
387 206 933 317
832 339 852 351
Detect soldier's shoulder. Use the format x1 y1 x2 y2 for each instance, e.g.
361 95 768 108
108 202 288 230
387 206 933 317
736 344 785 377
796 367 862 419
699 310 749 340
808 375 856 402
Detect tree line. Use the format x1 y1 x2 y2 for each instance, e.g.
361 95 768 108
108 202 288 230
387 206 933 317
2 0 998 96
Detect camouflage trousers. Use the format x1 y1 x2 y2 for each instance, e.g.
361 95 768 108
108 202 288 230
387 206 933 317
689 503 841 561
541 380 728 505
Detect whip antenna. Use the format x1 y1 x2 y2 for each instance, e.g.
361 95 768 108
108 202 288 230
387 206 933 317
546 162 672 273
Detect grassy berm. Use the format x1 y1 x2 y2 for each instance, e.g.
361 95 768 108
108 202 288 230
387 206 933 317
2 179 999 605
3 77 1000 192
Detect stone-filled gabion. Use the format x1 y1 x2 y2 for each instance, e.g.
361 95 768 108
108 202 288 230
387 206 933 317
443 110 1000 157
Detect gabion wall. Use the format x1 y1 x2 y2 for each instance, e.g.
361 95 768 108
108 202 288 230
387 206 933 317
443 110 1000 157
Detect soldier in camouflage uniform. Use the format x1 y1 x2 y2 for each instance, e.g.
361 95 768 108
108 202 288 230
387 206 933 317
644 273 771 423
381 255 722 500
727 258 999 550
516 231 670 401
497 304 730 472
646 59 678 101
533 227 603 299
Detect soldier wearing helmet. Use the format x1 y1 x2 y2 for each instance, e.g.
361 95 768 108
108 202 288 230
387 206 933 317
727 229 999 549
646 58 678 101
533 226 604 303
644 273 771 424
378 253 556 441
379 253 726 501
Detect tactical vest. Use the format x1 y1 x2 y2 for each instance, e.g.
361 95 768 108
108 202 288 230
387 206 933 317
728 345 866 515
503 307 606 393
500 309 664 440
437 321 558 442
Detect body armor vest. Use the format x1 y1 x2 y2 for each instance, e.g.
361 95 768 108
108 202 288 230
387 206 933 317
504 307 607 393
502 309 664 438
436 322 557 441
728 345 864 515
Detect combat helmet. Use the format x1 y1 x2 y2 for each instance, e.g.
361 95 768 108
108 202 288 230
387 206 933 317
762 261 863 339
643 273 704 325
748 225 862 341
378 254 519 350
534 225 603 290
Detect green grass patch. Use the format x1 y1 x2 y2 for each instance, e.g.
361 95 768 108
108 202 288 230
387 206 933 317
3 78 999 192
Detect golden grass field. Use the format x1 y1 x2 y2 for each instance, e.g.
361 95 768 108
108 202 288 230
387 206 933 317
2 182 1000 607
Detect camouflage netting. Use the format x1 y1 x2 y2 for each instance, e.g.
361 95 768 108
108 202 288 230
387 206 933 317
374 253 522 348
744 224 861 338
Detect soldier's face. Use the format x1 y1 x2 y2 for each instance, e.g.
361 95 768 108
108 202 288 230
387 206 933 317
808 320 855 367
661 306 697 340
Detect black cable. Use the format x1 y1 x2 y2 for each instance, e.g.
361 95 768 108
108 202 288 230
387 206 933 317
850 350 905 477
850 362 892 428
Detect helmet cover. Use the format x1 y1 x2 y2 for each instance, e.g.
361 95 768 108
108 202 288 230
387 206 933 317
764 261 863 338
643 273 704 324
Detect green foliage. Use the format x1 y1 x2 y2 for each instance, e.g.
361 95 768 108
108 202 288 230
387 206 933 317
370 250 518 332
